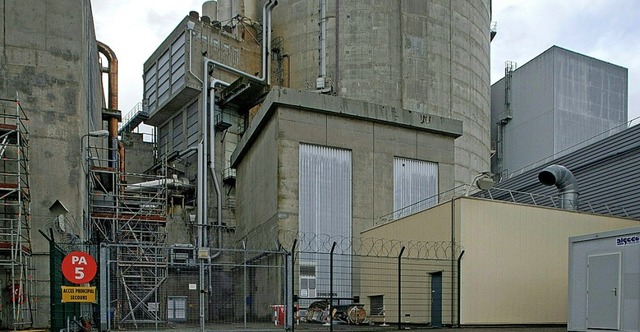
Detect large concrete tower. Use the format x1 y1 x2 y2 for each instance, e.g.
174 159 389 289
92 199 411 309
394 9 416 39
269 0 492 188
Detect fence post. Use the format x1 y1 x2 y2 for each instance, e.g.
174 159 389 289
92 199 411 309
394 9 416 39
243 241 247 329
330 242 337 332
289 239 297 332
397 246 405 330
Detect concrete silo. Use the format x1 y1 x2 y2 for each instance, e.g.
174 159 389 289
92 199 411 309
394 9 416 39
270 0 493 188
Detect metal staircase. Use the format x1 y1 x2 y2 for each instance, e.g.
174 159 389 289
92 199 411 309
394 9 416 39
87 141 168 328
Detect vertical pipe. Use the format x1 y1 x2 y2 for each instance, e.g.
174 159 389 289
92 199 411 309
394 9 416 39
334 0 340 95
397 246 405 330
456 250 465 326
96 41 120 170
329 242 337 332
197 141 205 332
319 0 327 79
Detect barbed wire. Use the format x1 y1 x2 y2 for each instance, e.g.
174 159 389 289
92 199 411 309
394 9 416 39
243 229 463 260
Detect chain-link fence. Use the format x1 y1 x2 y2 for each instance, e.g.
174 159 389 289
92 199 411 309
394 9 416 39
46 231 463 331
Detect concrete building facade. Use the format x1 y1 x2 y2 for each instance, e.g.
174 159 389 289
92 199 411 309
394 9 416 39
205 0 493 193
1 0 104 328
491 46 628 178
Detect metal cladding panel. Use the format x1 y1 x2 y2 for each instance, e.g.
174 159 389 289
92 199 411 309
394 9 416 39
491 124 640 219
170 33 186 92
172 113 184 152
186 102 198 148
299 144 352 303
158 122 170 158
157 50 171 106
393 157 438 219
144 65 158 113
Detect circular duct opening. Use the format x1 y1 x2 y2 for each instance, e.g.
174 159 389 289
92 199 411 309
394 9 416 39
538 171 557 186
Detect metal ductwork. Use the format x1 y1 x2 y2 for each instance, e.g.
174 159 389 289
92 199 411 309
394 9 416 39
538 164 579 210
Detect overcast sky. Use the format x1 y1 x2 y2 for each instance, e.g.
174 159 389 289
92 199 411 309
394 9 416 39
91 0 640 122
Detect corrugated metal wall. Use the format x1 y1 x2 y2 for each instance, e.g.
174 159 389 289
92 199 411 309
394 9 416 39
299 144 352 303
491 124 640 219
143 32 186 115
393 157 438 219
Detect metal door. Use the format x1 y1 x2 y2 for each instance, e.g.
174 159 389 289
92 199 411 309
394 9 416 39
587 253 620 330
430 272 442 328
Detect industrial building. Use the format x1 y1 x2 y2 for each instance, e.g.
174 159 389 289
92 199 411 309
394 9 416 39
491 45 628 179
2 0 639 331
485 121 640 220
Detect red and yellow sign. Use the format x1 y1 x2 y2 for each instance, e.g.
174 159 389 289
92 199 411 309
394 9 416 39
61 286 96 303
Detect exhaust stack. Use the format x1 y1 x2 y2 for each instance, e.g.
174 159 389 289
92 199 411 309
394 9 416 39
538 164 579 210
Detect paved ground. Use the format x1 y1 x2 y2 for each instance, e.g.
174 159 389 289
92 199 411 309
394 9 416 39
128 323 568 332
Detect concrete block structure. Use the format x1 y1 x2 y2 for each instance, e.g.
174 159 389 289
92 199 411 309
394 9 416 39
231 87 461 245
491 46 628 178
268 0 493 189
0 0 104 328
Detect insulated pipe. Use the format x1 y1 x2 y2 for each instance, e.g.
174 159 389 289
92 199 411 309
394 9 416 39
538 164 579 210
97 41 124 174
201 0 276 86
209 79 229 255
319 0 327 79
198 0 277 256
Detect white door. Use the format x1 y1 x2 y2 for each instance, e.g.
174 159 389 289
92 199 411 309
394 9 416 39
587 253 621 330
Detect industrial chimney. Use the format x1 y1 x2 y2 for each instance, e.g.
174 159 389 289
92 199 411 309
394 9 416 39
538 164 579 210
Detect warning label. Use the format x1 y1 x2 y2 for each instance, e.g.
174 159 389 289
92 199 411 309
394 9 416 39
61 286 96 303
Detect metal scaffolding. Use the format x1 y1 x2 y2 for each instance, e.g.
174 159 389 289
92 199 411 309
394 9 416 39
87 140 168 328
0 96 34 329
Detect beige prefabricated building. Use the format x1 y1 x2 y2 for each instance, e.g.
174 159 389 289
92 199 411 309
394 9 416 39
362 197 640 325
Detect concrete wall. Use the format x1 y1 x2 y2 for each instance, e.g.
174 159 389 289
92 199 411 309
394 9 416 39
120 132 155 174
270 0 492 190
232 88 461 243
1 0 103 328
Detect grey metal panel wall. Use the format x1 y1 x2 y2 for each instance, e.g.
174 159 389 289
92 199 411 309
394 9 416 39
491 124 640 219
157 50 171 106
144 64 157 114
143 32 187 115
501 49 555 175
393 157 438 219
186 102 198 148
299 144 352 303
158 122 170 158
172 113 184 152
491 46 629 177
170 33 186 94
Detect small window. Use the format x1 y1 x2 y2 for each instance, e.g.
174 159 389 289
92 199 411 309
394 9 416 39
369 295 384 316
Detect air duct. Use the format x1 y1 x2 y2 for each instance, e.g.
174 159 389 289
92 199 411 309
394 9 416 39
538 164 579 210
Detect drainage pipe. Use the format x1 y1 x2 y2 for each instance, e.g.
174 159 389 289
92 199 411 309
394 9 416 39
538 164 579 210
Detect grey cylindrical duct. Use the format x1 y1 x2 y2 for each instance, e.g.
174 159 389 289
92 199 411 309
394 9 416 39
538 164 579 210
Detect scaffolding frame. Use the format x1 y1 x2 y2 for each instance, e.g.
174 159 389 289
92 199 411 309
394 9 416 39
0 96 34 329
87 141 168 328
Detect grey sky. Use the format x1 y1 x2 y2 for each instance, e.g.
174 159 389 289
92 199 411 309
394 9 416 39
91 0 640 121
